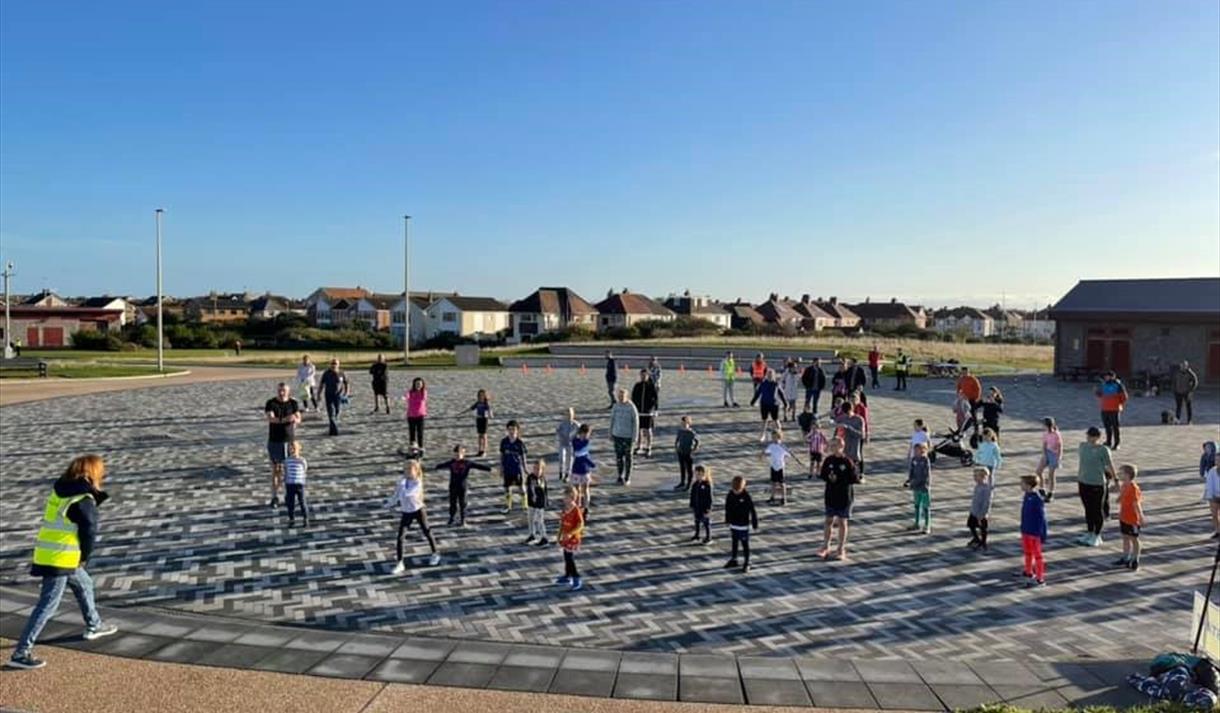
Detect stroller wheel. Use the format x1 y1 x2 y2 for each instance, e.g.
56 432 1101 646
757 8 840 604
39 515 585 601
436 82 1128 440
960 453 973 467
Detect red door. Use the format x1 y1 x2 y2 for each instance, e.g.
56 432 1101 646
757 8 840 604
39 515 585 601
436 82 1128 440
1208 334 1220 380
26 326 40 348
1109 339 1131 375
1085 339 1106 370
43 327 64 347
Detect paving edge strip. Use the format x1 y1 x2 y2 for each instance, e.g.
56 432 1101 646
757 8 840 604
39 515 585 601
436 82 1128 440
0 584 1147 710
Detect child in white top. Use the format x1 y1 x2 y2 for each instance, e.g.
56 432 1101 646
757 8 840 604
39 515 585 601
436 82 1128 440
283 441 309 526
386 459 440 573
762 430 803 506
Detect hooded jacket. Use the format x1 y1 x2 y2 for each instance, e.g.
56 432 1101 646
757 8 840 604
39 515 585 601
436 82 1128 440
31 477 109 577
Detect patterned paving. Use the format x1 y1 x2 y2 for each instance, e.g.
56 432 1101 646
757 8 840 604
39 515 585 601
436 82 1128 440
1 368 1217 660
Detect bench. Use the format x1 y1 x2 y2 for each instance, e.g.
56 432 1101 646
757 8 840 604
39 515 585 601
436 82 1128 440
924 362 965 378
0 357 49 377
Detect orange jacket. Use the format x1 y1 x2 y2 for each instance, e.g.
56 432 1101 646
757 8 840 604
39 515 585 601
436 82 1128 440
957 375 982 402
559 506 585 551
751 361 767 380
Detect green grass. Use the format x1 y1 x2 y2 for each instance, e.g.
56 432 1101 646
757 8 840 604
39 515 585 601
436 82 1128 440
0 364 186 379
967 704 1191 713
22 345 551 370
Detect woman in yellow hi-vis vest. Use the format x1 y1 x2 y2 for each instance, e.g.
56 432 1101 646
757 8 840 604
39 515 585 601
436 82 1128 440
7 455 117 669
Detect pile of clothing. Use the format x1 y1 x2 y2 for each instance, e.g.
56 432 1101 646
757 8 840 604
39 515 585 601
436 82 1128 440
1126 652 1218 710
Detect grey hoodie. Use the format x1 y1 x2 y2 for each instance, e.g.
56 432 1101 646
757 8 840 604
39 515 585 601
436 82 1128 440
610 401 639 440
970 469 996 519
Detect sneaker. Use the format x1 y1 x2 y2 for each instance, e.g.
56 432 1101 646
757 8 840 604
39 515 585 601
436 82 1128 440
569 578 583 592
83 623 118 641
723 559 739 569
392 561 407 575
616 476 624 485
1090 534 1104 547
690 535 701 542
428 553 441 566
555 575 572 586
1075 532 1093 545
1129 559 1140 571
447 518 455 526
674 483 687 491
922 527 932 535
967 538 980 549
1046 492 1054 502
523 536 536 545
1113 557 1130 567
1013 570 1032 578
623 478 631 486
269 496 279 508
536 538 549 546
6 653 45 670
702 537 711 545
1112 445 1121 451
502 507 511 515
1026 578 1046 588
741 563 751 573
1213 532 1220 540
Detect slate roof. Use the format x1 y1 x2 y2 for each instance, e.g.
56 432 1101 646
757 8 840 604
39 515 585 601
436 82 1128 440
849 301 921 320
436 295 509 312
594 292 675 317
509 287 597 316
1050 278 1220 318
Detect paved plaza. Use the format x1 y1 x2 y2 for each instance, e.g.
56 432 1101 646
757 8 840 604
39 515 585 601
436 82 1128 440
1 367 1217 671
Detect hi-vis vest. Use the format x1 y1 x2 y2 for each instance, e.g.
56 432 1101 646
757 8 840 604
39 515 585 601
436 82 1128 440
32 490 91 569
721 358 736 380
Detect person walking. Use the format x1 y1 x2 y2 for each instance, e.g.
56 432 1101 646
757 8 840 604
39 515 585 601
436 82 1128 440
1076 426 1116 547
956 366 983 427
750 353 768 397
369 354 390 414
893 349 911 391
296 354 318 411
1095 371 1129 450
610 388 639 485
719 351 739 408
318 359 349 436
801 357 826 415
555 408 581 482
631 369 658 457
844 358 868 398
867 345 882 389
604 351 618 408
7 455 119 669
780 359 801 422
1172 360 1199 425
264 382 300 508
647 356 663 407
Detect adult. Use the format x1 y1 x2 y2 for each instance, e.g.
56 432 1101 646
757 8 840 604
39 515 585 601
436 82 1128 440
265 382 301 507
296 354 318 412
750 369 788 442
1076 426 1115 547
830 359 849 399
647 356 663 407
318 358 349 436
844 358 869 402
719 351 739 408
780 359 801 422
609 388 640 485
631 369 659 457
1095 371 1129 450
7 455 118 669
369 354 390 414
956 366 983 427
867 345 882 389
1172 360 1199 425
893 349 912 391
234 339 243 356
801 357 827 415
604 351 617 408
750 353 768 397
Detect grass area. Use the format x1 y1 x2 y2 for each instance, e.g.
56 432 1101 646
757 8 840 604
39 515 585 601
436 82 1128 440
21 345 550 369
968 704 1190 713
0 364 185 379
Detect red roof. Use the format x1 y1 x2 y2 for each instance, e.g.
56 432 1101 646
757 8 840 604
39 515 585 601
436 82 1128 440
594 292 674 317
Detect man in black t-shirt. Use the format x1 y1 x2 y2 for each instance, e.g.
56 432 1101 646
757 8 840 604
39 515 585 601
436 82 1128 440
318 359 349 436
265 382 300 508
369 354 390 414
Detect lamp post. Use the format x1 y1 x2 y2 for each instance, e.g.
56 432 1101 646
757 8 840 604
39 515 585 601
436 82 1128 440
155 209 164 373
2 261 13 360
403 214 411 365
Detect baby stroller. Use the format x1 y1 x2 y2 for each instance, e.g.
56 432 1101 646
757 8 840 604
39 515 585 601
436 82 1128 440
929 421 975 467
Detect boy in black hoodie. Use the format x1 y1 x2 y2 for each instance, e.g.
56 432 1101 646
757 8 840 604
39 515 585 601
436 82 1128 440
724 475 759 573
689 465 713 544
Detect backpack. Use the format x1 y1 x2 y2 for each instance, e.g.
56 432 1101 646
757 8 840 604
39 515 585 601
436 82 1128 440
1151 652 1202 677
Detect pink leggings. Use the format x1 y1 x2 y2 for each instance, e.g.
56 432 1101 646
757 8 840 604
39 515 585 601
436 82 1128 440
1021 534 1045 580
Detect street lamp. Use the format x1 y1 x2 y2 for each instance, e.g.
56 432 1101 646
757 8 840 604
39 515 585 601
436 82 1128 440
155 209 164 373
2 261 13 360
403 214 410 365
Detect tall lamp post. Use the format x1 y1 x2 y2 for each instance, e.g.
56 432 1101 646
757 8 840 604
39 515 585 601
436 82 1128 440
155 209 164 373
403 214 411 365
2 261 14 360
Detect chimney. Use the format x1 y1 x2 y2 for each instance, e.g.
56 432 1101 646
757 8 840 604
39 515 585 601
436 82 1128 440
801 294 811 304
683 289 690 297
769 292 778 302
865 297 871 304
607 289 614 299
890 297 897 304
829 296 837 305
622 287 629 294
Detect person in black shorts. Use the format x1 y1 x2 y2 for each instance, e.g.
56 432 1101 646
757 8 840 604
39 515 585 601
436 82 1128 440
499 420 528 514
264 382 300 508
467 389 493 457
369 354 390 414
631 369 658 457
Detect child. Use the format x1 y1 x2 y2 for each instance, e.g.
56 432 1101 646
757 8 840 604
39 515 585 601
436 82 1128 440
1019 474 1047 587
817 437 861 561
524 461 549 546
386 459 441 574
852 392 870 443
1205 446 1220 539
967 466 994 550
499 420 529 514
749 369 788 443
724 475 759 573
467 389 494 457
975 428 1003 476
836 399 867 475
953 393 972 433
1115 464 1146 570
570 424 596 517
806 419 828 480
557 486 585 591
797 404 816 439
980 387 1004 437
674 416 700 491
1035 417 1062 502
405 377 428 451
908 443 932 534
283 441 309 527
689 465 713 544
904 419 931 487
555 408 580 482
762 430 802 506
434 445 492 527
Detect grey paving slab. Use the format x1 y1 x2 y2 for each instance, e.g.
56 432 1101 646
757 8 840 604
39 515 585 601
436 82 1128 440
135 617 200 639
619 651 678 675
390 638 454 661
559 649 620 672
308 653 384 679
252 647 330 674
744 677 812 706
487 665 558 692
679 676 744 704
613 672 678 701
282 631 351 653
91 633 174 658
145 639 224 665
549 669 616 697
1059 683 1148 709
740 656 801 680
182 621 252 644
367 657 441 684
428 661 498 688
797 657 863 681
0 614 28 639
914 659 985 685
195 643 275 668
503 645 565 669
335 634 401 658
805 680 878 708
234 627 297 648
989 684 1070 709
0 593 35 612
855 659 922 683
447 641 513 665
867 682 945 711
679 653 739 678
1080 659 1143 687
970 660 1042 686
929 683 1002 710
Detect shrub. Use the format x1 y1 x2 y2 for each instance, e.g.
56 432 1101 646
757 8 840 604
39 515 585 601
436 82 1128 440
419 332 475 350
72 331 123 350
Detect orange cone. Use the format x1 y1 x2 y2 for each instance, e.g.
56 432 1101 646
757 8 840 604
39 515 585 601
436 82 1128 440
707 365 713 376
679 363 686 374
580 363 587 375
522 363 529 375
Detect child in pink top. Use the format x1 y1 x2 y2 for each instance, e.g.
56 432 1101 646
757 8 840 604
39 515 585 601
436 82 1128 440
405 377 428 450
851 393 870 441
1035 417 1062 502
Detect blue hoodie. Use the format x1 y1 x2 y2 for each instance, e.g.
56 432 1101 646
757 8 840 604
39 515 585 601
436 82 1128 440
1020 491 1048 542
1202 442 1217 479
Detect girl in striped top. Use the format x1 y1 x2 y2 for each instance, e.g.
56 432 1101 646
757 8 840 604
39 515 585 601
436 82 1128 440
283 441 309 526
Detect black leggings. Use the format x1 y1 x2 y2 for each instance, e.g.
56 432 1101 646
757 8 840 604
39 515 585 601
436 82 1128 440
448 486 467 522
408 417 425 448
1101 410 1121 448
563 550 579 579
677 453 694 485
967 514 988 546
397 510 437 560
730 528 750 565
1079 483 1106 535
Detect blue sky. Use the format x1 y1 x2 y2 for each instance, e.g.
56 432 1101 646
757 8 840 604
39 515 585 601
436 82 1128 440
1 1 1217 309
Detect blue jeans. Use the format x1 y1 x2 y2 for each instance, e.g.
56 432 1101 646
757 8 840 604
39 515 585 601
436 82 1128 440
15 568 102 657
804 388 821 414
324 397 341 435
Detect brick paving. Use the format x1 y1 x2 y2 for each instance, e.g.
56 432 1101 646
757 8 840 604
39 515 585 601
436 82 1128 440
1 368 1217 664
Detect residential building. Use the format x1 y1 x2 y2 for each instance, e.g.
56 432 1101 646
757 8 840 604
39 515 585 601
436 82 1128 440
984 305 1024 338
1050 277 1220 380
134 296 185 321
305 286 372 327
932 307 995 338
850 298 928 330
391 291 456 346
351 293 400 331
788 295 836 332
754 294 804 330
185 293 250 324
1018 307 1056 340
813 297 861 329
662 291 732 329
724 300 766 331
425 296 511 340
249 294 291 320
594 290 675 331
78 296 135 326
508 287 598 340
21 290 69 308
4 305 124 347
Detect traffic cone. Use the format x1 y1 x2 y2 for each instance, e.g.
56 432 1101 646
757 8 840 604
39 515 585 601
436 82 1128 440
522 363 529 375
679 363 686 374
707 365 713 376
580 363 587 375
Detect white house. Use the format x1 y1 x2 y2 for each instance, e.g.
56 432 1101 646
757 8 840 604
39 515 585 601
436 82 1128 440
305 287 371 327
79 296 134 326
932 307 995 338
1019 307 1056 340
425 296 510 340
662 291 732 329
390 292 457 346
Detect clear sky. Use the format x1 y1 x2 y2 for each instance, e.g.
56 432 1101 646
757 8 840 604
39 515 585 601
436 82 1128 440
2 1 1217 309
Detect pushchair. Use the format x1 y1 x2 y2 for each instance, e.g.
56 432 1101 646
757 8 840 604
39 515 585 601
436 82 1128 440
929 420 976 467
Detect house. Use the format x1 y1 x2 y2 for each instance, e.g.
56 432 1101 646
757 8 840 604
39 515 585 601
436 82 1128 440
425 296 511 340
850 298 928 330
508 287 598 340
134 295 185 321
185 293 250 324
3 305 125 347
390 291 457 345
1018 306 1056 340
754 294 804 330
78 296 135 326
1049 277 1220 380
932 307 995 338
21 290 70 308
789 295 836 332
350 293 400 331
305 287 372 327
984 306 1024 338
813 297 861 329
249 294 291 320
593 290 675 331
662 291 732 329
724 300 766 331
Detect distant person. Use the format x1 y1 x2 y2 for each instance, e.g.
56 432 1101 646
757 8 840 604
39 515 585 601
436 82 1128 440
780 359 801 422
7 455 119 670
557 486 586 592
467 389 494 457
1114 464 1146 571
647 356 663 406
570 424 597 516
800 357 827 415
524 461 549 546
369 354 390 414
1095 371 1129 449
555 407 581 482
1172 360 1199 425
674 415 700 491
844 358 868 399
830 359 849 399
13 338 22 357
434 444 491 527
907 442 932 534
980 387 1004 437
750 353 768 396
1203 442 1220 539
723 475 759 573
318 359 349 436
893 349 911 391
719 351 739 408
234 339 242 356
604 351 617 408
689 465 713 544
750 369 788 442
867 345 882 389
762 430 802 506
499 420 529 513
1019 475 1048 588
264 382 300 507
967 466 994 551
295 355 318 412
816 436 860 562
283 441 310 527
631 369 658 457
405 377 428 450
956 367 983 425
609 388 639 485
